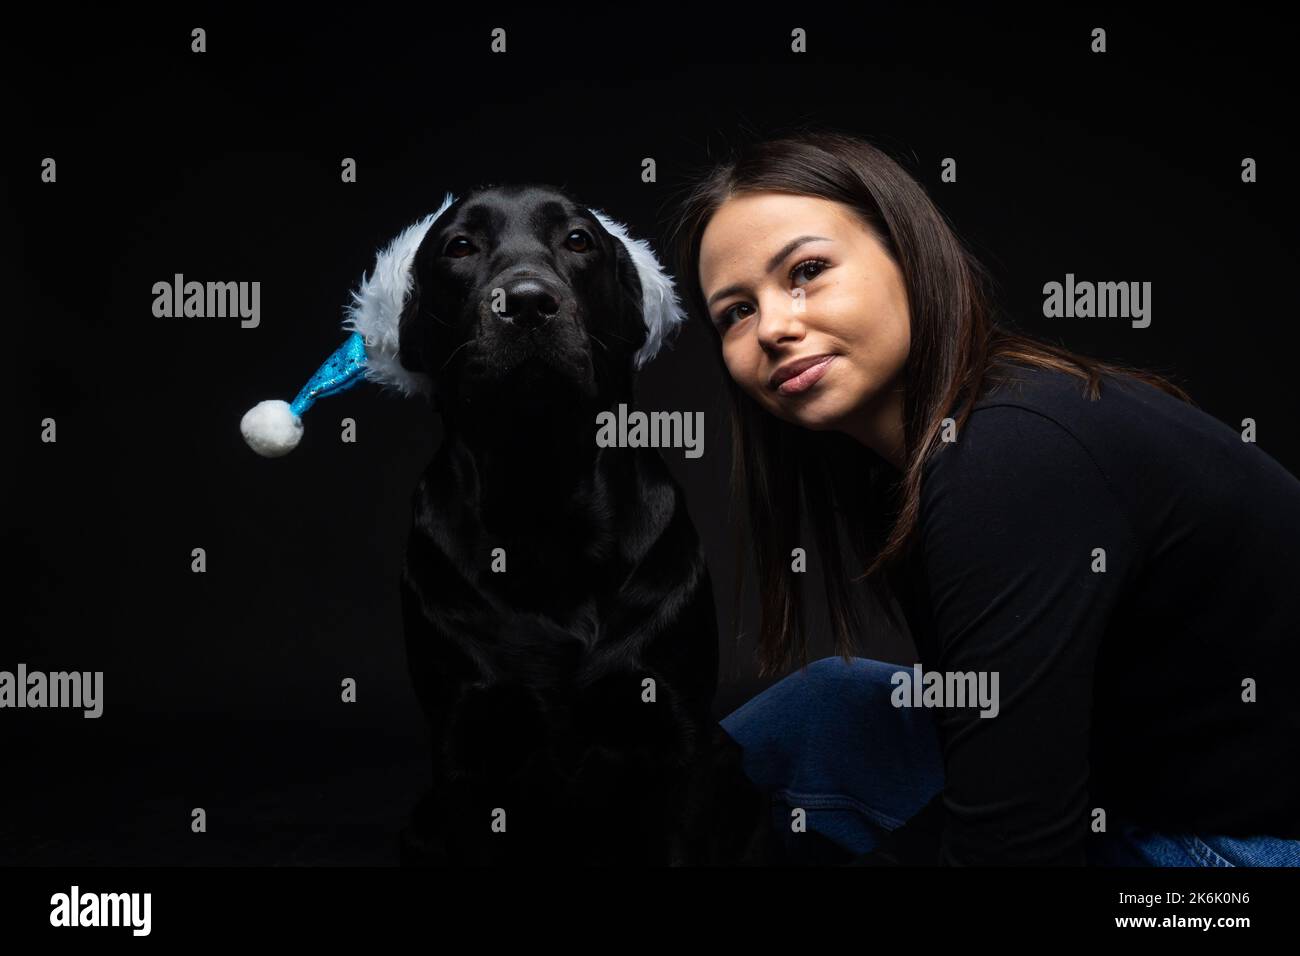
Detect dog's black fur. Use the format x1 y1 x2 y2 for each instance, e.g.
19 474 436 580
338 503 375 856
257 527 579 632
393 184 777 865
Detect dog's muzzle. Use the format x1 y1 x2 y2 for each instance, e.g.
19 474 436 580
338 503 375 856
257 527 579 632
497 277 563 330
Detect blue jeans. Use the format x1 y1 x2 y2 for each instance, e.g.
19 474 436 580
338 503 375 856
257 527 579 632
720 656 1300 866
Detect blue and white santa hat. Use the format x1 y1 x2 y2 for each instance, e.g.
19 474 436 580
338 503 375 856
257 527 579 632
240 192 687 457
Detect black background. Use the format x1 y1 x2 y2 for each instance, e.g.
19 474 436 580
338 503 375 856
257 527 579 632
6 6 1297 864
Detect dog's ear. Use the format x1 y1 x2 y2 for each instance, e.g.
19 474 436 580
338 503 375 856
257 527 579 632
611 234 649 361
394 235 451 411
590 208 687 370
397 234 436 384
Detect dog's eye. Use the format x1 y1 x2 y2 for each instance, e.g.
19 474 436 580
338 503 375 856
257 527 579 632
564 230 593 252
445 237 475 258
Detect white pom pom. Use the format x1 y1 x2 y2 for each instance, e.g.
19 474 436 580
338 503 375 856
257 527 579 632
241 400 304 457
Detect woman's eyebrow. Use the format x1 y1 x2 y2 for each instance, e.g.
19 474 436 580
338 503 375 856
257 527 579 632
706 235 832 309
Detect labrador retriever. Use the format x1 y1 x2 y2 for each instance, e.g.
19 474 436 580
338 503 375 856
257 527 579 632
390 184 775 865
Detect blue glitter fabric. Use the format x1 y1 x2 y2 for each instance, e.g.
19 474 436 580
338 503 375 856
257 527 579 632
288 331 368 417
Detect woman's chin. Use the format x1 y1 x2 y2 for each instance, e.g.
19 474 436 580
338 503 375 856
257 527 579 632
759 388 848 431
782 400 845 432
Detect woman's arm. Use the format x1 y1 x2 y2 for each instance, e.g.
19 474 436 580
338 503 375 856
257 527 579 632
910 403 1138 865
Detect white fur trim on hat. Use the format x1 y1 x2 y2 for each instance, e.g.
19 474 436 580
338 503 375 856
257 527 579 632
341 192 458 398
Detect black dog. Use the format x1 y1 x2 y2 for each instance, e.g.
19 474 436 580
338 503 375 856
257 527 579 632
390 184 774 865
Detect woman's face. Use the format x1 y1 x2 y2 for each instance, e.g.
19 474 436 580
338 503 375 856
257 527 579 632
698 192 911 439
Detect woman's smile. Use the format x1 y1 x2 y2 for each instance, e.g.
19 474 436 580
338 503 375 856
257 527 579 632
773 354 837 395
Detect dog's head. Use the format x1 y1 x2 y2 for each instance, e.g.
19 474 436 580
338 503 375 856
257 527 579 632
381 184 679 427
241 186 683 458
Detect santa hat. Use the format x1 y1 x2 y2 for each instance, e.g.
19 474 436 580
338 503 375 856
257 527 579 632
240 193 686 457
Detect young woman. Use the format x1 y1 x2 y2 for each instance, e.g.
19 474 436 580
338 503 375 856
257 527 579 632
665 130 1300 866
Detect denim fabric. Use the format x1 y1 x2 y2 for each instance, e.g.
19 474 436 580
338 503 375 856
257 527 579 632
720 656 1300 866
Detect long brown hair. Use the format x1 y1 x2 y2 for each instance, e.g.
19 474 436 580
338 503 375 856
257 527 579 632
664 129 1194 679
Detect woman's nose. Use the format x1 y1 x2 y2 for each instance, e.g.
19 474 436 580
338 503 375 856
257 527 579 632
754 290 806 347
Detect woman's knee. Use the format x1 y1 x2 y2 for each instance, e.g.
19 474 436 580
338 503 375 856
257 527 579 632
722 655 917 744
799 656 917 717
803 655 906 688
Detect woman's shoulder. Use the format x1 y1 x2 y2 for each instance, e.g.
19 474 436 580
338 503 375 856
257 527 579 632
915 360 1173 545
907 366 1150 599
924 361 1126 481
920 385 1123 512
919 357 1300 551
973 359 1164 422
927 358 1226 485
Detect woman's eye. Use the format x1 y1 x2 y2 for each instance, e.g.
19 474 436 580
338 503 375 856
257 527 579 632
790 258 829 284
445 236 475 258
713 260 828 331
565 229 593 252
716 303 753 330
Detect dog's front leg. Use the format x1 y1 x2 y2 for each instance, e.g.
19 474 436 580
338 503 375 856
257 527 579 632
398 785 454 867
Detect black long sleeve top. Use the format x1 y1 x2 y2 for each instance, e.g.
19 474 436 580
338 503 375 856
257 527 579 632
850 360 1300 866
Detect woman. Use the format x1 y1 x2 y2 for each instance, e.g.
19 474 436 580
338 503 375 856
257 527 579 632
665 130 1300 866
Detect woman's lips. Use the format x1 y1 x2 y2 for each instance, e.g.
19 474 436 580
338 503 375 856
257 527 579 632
776 355 836 395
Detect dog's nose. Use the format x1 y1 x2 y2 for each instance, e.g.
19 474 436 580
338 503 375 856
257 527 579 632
499 278 561 330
